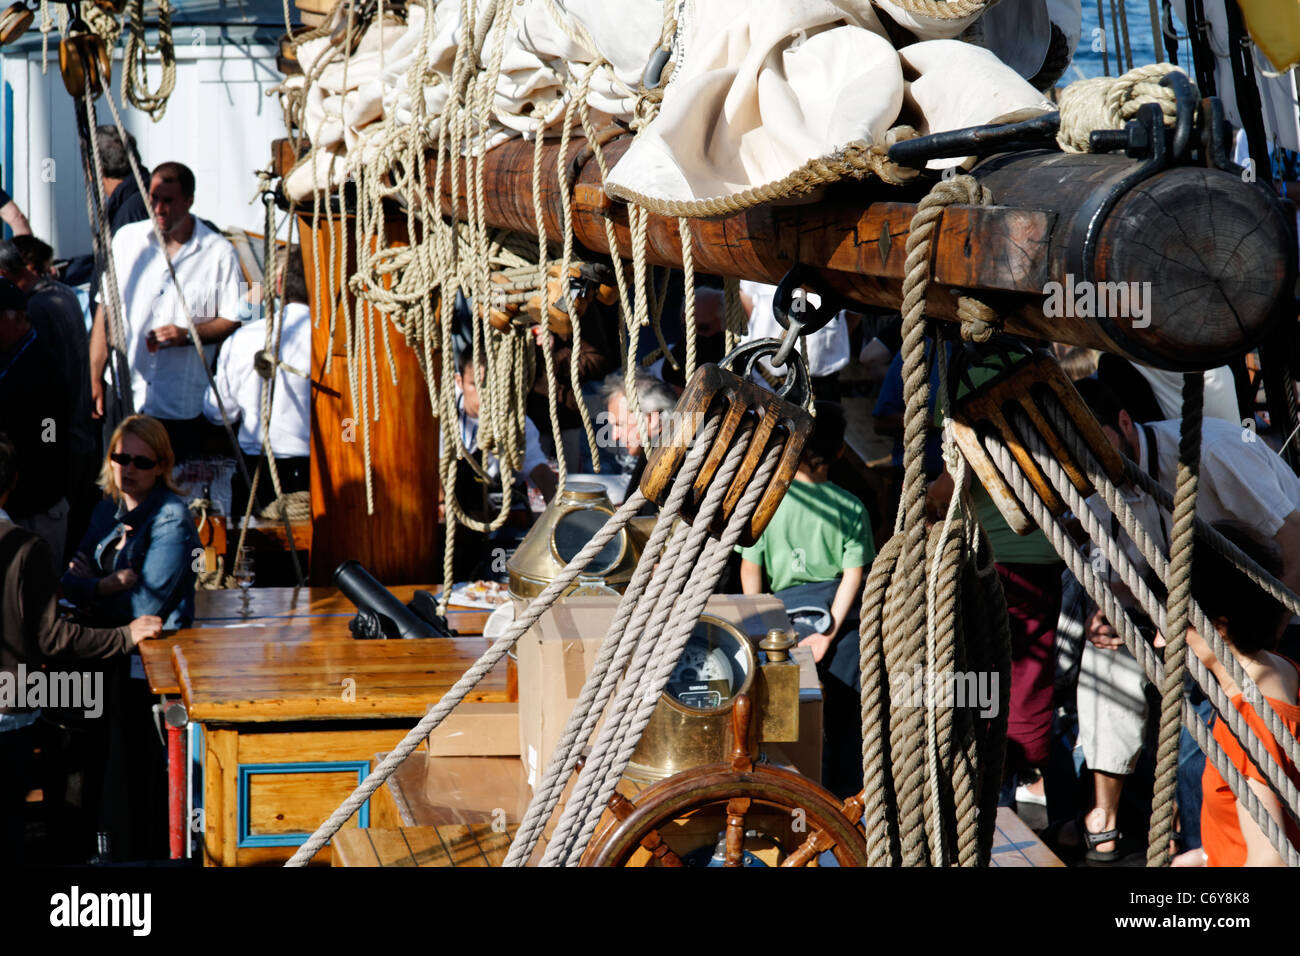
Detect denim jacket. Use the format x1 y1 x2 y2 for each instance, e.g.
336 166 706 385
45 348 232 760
61 484 200 629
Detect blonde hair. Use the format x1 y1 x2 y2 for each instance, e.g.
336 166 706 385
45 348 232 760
99 414 183 502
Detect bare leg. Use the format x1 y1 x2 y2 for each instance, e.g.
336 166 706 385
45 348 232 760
1086 771 1124 853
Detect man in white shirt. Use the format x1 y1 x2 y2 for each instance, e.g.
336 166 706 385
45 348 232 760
1071 377 1300 859
89 162 243 461
203 246 312 519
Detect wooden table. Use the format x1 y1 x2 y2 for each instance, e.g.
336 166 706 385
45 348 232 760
153 585 501 867
179 637 510 867
142 586 494 695
192 585 493 631
175 638 507 722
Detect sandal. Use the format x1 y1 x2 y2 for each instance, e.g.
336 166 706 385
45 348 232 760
1083 823 1123 862
1044 816 1123 863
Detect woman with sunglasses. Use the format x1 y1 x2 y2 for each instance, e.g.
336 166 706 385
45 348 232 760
61 414 200 629
57 414 200 860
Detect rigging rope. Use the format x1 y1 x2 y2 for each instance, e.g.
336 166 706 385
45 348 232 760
122 0 177 121
857 173 1011 867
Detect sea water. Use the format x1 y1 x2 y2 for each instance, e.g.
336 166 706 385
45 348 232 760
1071 0 1196 79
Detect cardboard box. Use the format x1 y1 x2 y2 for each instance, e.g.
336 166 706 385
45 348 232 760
426 702 521 757
516 594 795 788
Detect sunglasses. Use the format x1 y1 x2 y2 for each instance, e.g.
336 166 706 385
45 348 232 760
110 452 159 470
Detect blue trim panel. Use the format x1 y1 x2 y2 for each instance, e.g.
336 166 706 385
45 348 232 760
236 761 371 848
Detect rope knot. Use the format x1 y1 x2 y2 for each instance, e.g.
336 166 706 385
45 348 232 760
254 349 277 380
956 294 998 343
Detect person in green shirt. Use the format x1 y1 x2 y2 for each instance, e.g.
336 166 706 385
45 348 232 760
737 401 874 798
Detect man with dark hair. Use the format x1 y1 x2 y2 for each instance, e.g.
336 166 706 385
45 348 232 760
63 126 150 291
0 432 162 862
93 125 148 229
1067 376 1300 860
3 237 97 555
0 277 70 575
737 400 873 798
203 246 312 519
89 161 243 462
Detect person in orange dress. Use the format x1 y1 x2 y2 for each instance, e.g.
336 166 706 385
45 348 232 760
1192 525 1300 867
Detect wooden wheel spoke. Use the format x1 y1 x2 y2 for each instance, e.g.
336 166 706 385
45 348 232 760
780 828 836 867
724 797 752 866
638 828 684 867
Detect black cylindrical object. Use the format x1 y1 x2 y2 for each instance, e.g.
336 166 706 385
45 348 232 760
333 560 436 639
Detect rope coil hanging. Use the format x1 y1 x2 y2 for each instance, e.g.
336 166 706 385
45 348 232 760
857 173 1012 867
122 0 176 121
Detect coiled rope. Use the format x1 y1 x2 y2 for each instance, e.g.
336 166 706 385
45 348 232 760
857 173 1012 867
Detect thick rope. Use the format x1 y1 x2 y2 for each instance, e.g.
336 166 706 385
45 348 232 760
504 413 723 865
857 173 1008 867
542 425 759 863
1040 397 1300 775
557 440 784 866
606 128 920 217
887 0 994 20
1014 408 1300 838
678 217 697 383
122 0 176 121
1148 372 1202 866
1057 62 1184 152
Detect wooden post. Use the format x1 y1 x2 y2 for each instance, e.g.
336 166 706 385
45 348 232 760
298 214 441 585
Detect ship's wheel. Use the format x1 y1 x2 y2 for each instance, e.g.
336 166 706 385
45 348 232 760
580 695 870 867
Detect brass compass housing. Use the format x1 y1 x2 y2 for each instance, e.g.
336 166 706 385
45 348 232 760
507 482 643 601
625 615 760 784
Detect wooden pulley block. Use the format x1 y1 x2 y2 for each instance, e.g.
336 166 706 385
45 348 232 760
59 21 111 99
91 0 126 14
0 3 32 46
521 280 583 336
276 31 305 75
487 306 517 333
639 361 811 548
949 350 1127 535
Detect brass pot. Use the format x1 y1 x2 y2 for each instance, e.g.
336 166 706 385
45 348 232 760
506 481 644 602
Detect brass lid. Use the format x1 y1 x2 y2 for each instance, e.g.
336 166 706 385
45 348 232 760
507 483 641 600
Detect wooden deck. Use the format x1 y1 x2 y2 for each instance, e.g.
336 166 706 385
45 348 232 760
345 750 1063 867
333 807 1061 867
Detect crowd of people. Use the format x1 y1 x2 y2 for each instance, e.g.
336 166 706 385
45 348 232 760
1 126 312 863
1 124 1296 869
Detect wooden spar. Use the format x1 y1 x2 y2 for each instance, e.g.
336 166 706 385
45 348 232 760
433 134 1296 371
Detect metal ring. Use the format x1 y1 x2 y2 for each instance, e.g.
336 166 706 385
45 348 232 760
719 338 813 408
1160 70 1198 162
